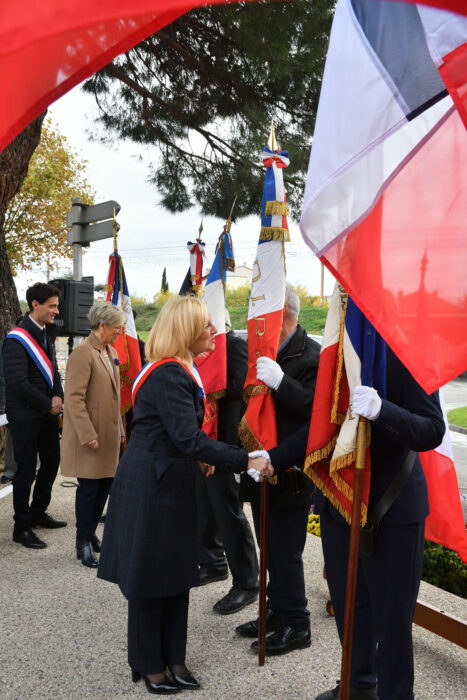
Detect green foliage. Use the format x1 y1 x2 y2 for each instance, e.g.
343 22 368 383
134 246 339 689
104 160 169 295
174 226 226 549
161 267 169 293
422 539 467 599
298 307 328 335
132 303 160 332
228 306 248 331
83 0 334 219
447 406 467 429
4 117 95 275
153 289 174 307
225 283 251 308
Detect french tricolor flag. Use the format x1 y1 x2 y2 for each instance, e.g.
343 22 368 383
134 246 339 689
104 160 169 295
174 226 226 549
300 0 467 396
106 251 142 414
239 143 288 451
196 228 234 438
304 285 387 525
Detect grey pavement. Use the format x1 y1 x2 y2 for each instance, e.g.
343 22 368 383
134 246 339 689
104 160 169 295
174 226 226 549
0 480 466 699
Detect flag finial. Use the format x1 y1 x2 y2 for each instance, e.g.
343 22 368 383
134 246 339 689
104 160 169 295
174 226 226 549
197 219 204 243
113 208 118 252
267 120 278 151
225 196 237 234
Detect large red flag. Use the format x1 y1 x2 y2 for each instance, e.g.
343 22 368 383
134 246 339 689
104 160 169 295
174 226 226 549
0 0 249 154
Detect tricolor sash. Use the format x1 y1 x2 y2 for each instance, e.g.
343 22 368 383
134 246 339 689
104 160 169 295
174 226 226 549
132 357 206 410
6 327 54 391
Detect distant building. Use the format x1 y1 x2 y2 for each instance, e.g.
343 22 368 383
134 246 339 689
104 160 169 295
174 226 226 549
226 263 252 290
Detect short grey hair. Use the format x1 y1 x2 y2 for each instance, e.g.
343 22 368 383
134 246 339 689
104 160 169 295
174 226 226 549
285 282 300 317
88 301 125 330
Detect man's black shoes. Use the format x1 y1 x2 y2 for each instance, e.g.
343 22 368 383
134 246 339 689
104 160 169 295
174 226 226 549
196 566 229 586
213 586 258 615
250 625 311 656
235 608 283 638
13 528 47 549
76 540 98 568
31 512 67 529
315 682 378 700
1 475 12 484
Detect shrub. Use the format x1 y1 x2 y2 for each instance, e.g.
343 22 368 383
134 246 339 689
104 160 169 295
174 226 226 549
422 539 467 599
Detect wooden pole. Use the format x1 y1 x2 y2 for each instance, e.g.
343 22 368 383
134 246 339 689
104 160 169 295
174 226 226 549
258 477 269 666
339 416 367 700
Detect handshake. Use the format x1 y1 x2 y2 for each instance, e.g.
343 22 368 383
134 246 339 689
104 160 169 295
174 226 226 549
246 450 275 482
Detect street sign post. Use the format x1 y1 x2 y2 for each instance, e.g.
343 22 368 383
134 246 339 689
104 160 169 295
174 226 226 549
66 197 121 280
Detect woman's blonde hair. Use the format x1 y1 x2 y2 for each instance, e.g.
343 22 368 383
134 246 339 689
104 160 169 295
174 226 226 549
88 301 125 330
145 295 209 364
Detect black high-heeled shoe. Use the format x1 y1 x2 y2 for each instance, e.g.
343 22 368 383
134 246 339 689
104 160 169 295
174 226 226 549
132 669 180 694
169 667 200 690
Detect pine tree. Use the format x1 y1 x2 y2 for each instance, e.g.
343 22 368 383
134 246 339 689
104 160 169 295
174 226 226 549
161 267 169 293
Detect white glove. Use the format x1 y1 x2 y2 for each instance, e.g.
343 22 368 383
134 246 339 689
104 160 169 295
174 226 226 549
248 450 270 461
247 468 262 482
256 356 284 390
350 385 382 421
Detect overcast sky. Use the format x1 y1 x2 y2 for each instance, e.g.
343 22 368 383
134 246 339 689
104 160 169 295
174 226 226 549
15 82 335 301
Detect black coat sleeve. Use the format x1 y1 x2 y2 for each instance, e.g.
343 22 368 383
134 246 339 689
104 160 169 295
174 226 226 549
267 423 309 474
217 332 248 445
373 387 445 452
154 363 248 471
2 338 52 413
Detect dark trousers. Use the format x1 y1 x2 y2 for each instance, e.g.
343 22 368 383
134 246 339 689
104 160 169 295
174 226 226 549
195 466 258 590
76 477 113 540
251 500 310 631
10 415 60 531
321 510 425 700
128 592 189 674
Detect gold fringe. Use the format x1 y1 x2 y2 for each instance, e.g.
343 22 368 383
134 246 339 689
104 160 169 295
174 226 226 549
307 469 368 527
225 257 235 272
329 449 356 474
259 227 290 242
243 384 272 399
304 436 337 471
120 398 132 416
265 200 288 217
206 389 226 402
330 297 347 424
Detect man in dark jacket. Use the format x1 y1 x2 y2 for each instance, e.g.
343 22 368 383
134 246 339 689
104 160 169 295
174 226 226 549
195 322 259 614
2 282 67 548
236 282 321 655
255 347 445 699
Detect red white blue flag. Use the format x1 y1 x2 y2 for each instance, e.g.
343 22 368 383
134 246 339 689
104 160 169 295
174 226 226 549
422 393 467 561
239 143 289 451
196 227 235 439
105 251 142 414
305 284 387 525
300 0 467 395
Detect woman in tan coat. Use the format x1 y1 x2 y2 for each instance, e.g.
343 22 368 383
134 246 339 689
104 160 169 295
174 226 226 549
61 302 125 568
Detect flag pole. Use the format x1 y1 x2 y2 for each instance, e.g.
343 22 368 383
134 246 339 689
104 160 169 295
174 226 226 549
257 121 279 667
258 475 269 666
113 208 118 253
339 415 367 699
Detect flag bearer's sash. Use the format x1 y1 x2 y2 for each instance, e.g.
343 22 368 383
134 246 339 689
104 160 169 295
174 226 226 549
132 357 206 411
6 327 54 391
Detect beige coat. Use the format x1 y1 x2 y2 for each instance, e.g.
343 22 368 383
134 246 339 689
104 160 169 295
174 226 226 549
60 333 123 479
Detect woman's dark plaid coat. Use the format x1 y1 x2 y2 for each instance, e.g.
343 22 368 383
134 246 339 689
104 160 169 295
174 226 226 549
97 361 248 600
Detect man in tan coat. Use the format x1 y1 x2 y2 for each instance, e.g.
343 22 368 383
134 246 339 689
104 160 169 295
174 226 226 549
61 302 125 567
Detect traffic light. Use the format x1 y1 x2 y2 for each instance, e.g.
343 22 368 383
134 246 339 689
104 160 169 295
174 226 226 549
50 278 94 336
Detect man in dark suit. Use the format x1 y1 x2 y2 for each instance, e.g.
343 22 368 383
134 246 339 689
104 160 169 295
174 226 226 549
195 320 259 614
237 282 321 655
256 347 445 699
3 282 67 548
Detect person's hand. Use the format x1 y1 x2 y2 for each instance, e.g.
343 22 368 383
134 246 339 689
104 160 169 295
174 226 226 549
49 396 63 415
205 464 215 478
256 357 284 390
87 439 99 449
247 451 275 479
350 386 382 421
